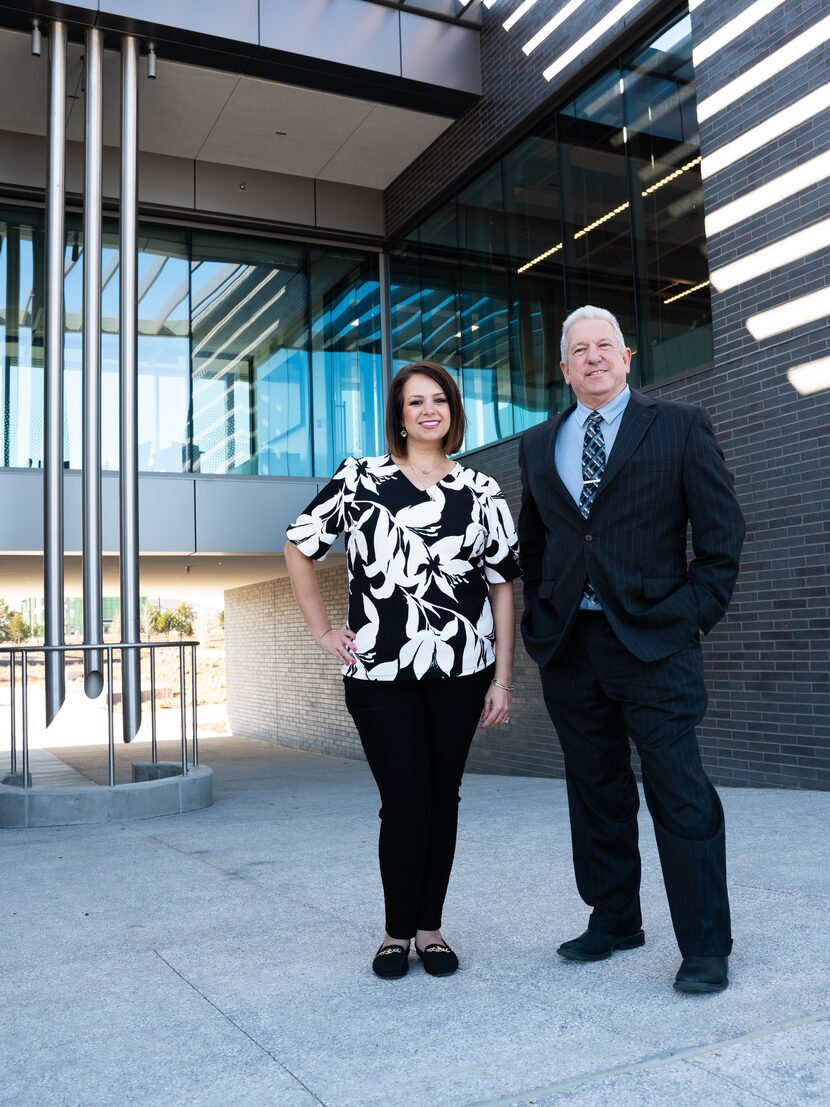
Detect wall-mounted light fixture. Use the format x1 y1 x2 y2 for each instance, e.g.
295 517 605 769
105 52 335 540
147 41 157 79
702 80 830 179
746 286 830 341
504 0 539 32
710 217 830 293
705 150 830 237
31 18 42 56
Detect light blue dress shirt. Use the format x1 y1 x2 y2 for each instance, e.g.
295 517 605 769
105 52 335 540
554 385 631 610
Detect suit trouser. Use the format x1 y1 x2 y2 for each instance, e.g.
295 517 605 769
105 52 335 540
539 612 732 958
344 666 493 939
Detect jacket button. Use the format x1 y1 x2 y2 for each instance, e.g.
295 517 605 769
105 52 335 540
585 534 593 542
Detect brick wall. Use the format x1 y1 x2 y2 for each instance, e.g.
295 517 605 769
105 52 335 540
225 566 363 761
685 0 830 788
386 0 830 790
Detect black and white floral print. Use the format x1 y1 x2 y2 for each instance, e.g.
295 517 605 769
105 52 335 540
286 454 521 681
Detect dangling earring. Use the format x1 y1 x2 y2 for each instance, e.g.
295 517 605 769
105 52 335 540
400 427 407 438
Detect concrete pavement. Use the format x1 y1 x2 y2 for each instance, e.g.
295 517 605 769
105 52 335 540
1 735 828 1106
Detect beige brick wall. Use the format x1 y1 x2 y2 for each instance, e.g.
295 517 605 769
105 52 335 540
223 552 534 774
225 562 363 760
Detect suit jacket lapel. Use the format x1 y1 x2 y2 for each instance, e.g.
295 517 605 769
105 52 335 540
594 389 656 500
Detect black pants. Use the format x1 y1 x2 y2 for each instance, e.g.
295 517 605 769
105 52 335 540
344 666 493 940
540 612 731 958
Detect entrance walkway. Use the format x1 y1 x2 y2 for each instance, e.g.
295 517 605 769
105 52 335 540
1 736 827 1106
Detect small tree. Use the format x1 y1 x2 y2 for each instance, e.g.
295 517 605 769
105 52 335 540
0 598 10 643
141 603 158 639
170 601 194 640
7 612 31 644
153 608 173 636
218 609 224 631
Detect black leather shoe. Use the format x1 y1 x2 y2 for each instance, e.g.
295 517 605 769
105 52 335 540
415 942 459 976
557 928 645 962
673 955 729 994
372 943 410 979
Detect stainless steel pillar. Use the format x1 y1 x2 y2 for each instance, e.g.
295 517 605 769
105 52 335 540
379 252 393 393
44 20 67 726
82 27 104 698
120 35 141 742
3 224 19 468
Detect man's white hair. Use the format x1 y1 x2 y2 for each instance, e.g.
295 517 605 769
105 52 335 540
560 305 627 363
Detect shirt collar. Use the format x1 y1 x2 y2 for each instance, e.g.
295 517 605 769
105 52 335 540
574 385 631 428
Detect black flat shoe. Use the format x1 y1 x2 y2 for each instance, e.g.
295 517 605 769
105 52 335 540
372 942 410 979
415 942 459 976
557 927 645 962
673 955 729 994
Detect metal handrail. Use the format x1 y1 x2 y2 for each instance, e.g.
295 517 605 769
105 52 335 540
1 641 200 789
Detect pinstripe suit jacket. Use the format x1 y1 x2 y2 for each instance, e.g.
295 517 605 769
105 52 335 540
518 389 745 666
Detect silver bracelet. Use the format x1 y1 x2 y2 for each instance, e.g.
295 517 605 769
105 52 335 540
491 678 514 692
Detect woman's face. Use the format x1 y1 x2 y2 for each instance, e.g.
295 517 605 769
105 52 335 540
400 373 451 451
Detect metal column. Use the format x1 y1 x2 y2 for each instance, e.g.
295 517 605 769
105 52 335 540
82 27 104 698
3 225 19 468
119 35 141 742
44 19 67 726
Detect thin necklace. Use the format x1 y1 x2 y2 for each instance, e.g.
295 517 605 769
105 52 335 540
408 458 447 476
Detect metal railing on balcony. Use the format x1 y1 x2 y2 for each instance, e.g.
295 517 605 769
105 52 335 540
1 641 199 789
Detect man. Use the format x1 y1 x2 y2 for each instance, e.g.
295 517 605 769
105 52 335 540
518 305 745 994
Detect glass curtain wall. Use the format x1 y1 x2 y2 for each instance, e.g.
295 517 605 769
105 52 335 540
389 8 711 449
0 211 382 477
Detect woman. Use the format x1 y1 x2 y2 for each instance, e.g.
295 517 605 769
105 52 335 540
284 361 520 979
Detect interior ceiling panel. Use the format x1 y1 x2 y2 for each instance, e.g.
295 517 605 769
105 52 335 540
0 25 453 190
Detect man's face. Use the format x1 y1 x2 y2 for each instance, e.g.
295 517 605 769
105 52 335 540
560 319 631 409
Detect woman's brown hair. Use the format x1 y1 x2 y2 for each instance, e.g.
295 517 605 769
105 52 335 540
385 361 466 457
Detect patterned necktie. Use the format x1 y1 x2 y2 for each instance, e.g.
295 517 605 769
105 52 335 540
579 411 605 605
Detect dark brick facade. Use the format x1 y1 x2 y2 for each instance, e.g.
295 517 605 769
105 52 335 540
226 1 829 790
387 1 830 790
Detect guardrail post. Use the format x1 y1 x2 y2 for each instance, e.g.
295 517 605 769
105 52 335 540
21 652 29 790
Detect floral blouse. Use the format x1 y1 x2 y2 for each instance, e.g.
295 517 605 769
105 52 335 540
286 454 521 681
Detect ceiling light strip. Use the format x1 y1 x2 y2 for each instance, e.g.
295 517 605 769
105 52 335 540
664 280 710 305
639 142 699 184
542 0 645 82
693 0 787 67
504 0 539 32
787 356 830 396
573 201 630 239
710 216 830 292
701 80 830 179
523 0 588 56
517 242 564 274
746 286 830 340
705 149 830 236
697 13 830 123
641 156 702 196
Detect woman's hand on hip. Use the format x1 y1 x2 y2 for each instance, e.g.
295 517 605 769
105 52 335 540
315 627 357 666
480 682 511 728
